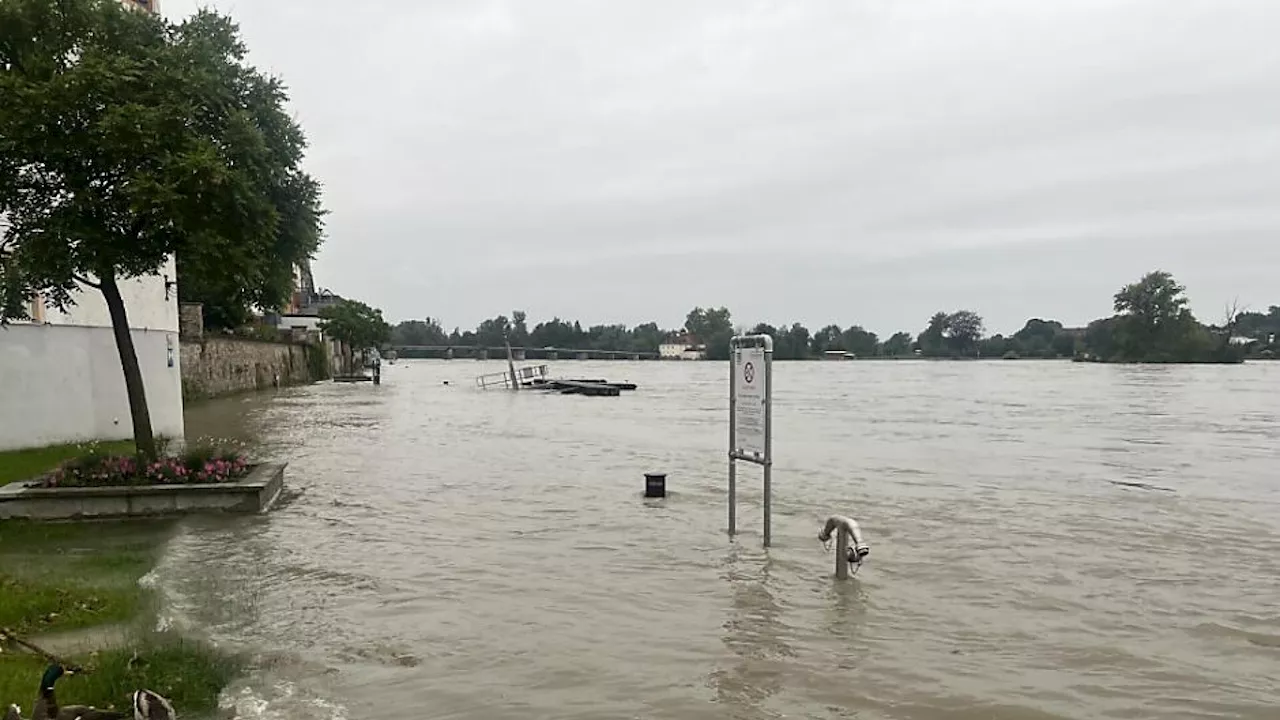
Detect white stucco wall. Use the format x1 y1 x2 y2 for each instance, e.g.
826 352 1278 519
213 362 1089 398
0 260 184 452
277 314 323 333
41 257 179 332
0 322 184 451
659 343 706 360
659 343 684 358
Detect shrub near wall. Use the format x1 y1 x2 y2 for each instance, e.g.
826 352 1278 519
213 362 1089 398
180 337 321 400
306 342 331 380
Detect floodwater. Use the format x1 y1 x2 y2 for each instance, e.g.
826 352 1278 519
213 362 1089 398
164 360 1280 719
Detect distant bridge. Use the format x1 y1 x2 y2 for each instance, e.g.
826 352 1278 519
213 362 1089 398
391 345 660 361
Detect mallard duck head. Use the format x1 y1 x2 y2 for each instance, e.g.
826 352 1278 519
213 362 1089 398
39 664 65 693
130 690 174 720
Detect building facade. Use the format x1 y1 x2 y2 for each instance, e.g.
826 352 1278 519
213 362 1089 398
119 0 159 13
659 334 707 360
0 260 184 452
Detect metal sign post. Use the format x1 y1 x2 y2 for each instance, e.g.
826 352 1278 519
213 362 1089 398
728 334 774 547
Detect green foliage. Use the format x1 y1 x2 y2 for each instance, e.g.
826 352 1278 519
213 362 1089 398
881 331 914 356
0 633 240 715
228 322 290 343
628 322 666 355
810 325 841 354
391 318 450 346
686 307 734 360
319 298 391 349
1225 305 1280 357
0 519 236 715
0 519 237 714
526 318 579 349
0 441 135 485
0 0 322 319
916 312 948 356
31 442 249 488
840 325 879 357
0 575 141 638
391 272 1271 363
1086 270 1242 363
749 323 809 360
0 518 169 638
0 0 323 459
974 319 1079 359
917 310 985 357
510 310 530 346
474 314 513 347
305 342 330 380
1233 305 1280 340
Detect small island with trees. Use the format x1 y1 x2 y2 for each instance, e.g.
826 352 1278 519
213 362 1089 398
391 271 1277 365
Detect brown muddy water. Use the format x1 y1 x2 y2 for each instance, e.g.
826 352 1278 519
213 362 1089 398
167 360 1280 719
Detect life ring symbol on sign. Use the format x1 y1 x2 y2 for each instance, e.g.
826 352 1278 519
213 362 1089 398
742 362 755 384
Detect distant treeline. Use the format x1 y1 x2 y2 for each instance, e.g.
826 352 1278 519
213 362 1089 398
390 271 1279 364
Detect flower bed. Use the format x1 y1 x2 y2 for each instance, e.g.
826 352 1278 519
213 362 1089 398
31 443 251 489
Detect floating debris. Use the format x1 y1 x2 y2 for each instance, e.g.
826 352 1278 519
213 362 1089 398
1108 480 1175 493
475 363 636 396
526 378 636 396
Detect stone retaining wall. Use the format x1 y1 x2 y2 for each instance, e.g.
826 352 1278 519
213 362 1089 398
180 337 322 400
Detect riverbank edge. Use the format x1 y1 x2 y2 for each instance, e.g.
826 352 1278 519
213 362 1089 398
0 519 243 714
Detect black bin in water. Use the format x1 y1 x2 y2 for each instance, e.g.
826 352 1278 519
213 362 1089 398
644 472 667 498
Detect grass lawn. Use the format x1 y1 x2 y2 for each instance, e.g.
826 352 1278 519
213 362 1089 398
0 634 239 715
0 520 169 637
0 441 136 485
0 520 240 714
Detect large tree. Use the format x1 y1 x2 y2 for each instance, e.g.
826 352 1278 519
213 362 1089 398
881 331 914 357
391 318 448 346
0 0 323 459
1110 270 1205 361
686 306 733 360
840 325 879 357
943 310 985 355
628 321 665 354
1113 271 1189 334
917 310 985 357
474 315 513 347
810 324 842 354
917 311 950 356
319 299 391 350
529 317 582 348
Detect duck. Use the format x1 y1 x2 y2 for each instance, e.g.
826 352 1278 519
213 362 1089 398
32 664 127 720
129 691 174 720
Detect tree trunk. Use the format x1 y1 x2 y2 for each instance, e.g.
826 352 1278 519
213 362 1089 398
100 271 158 461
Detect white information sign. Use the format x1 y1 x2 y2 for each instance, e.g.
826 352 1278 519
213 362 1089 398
733 346 767 459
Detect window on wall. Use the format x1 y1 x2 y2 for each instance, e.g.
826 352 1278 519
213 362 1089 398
33 294 45 323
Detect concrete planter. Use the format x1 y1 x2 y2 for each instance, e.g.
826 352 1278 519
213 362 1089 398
0 462 286 521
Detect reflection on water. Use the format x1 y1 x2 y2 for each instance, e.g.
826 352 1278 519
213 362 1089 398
711 550 793 717
163 360 1280 719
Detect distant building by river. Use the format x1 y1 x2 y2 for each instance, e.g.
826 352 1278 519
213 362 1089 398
660 333 707 360
272 263 343 343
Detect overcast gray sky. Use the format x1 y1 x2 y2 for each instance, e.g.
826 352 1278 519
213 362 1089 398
164 0 1280 336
